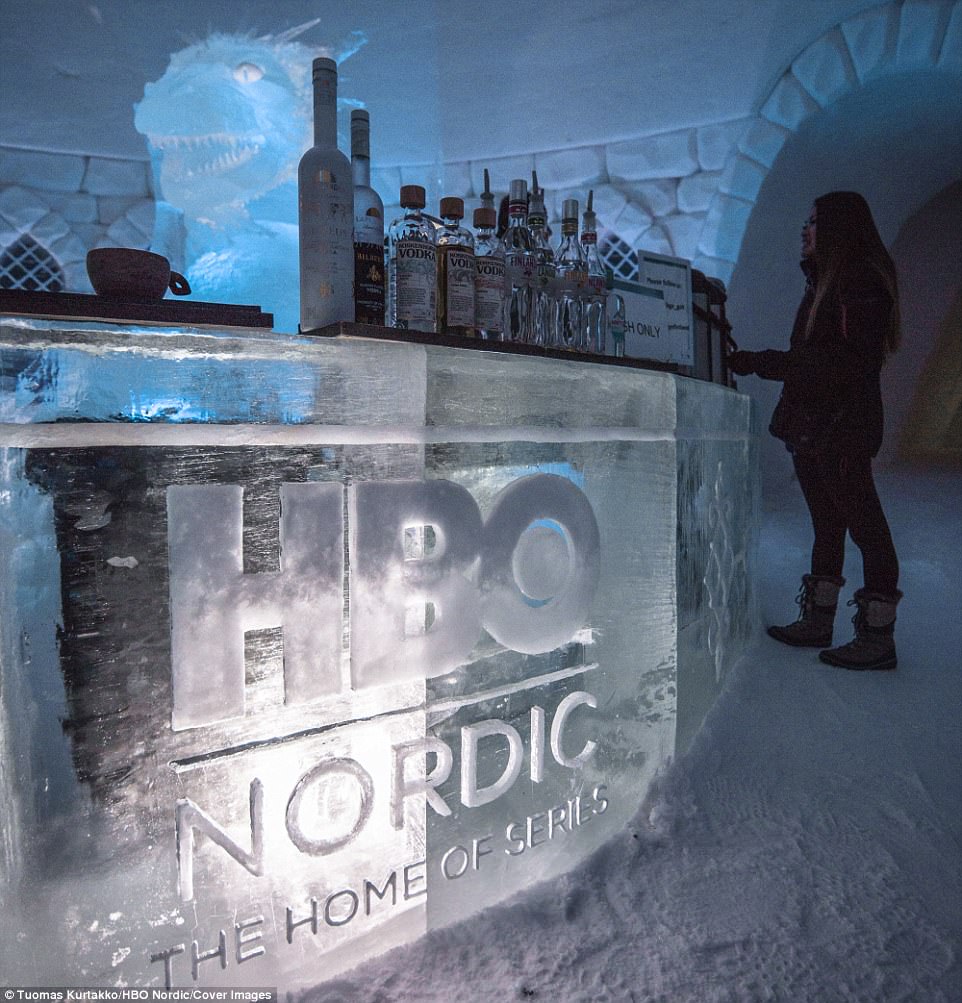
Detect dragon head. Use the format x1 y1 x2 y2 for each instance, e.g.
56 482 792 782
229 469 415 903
134 22 365 223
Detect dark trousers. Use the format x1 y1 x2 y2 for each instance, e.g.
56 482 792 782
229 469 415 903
792 450 899 594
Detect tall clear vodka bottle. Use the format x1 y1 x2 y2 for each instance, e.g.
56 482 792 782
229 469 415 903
582 190 607 354
502 178 535 343
387 184 437 332
436 196 476 338
528 172 558 348
473 205 505 340
298 57 355 332
350 109 385 326
555 198 588 351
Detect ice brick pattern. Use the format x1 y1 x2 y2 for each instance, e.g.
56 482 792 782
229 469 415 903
3 1 960 310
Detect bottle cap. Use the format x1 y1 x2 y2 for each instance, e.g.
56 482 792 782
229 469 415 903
312 57 337 77
474 207 496 229
509 179 528 204
440 196 464 219
400 185 426 209
351 109 370 158
562 198 579 221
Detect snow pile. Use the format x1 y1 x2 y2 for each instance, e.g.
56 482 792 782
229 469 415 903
302 465 962 1002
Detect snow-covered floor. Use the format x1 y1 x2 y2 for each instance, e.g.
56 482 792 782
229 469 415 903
309 464 962 1002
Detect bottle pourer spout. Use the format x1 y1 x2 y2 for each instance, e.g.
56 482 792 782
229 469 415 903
481 167 494 209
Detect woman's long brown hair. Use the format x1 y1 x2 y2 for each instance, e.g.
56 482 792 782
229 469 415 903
804 190 901 357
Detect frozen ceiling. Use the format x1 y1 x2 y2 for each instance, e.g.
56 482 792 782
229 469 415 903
0 0 893 166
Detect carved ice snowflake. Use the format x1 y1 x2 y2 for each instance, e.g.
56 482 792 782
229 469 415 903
703 460 743 682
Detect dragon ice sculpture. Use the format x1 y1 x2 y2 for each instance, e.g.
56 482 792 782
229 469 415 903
134 21 365 331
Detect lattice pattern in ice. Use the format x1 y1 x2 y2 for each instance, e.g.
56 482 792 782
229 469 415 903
0 234 64 292
599 231 637 282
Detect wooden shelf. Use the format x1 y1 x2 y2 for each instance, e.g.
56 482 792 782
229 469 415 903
304 320 680 373
0 288 273 328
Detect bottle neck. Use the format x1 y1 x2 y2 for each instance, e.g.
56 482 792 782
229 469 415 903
313 72 338 148
561 220 578 238
508 201 528 226
558 230 585 260
352 154 371 187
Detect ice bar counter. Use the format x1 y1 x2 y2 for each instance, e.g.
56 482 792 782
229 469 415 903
0 316 759 989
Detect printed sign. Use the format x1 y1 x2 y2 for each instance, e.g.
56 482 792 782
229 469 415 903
635 250 694 366
611 278 669 363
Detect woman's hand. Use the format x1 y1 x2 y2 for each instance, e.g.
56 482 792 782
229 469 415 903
727 350 756 376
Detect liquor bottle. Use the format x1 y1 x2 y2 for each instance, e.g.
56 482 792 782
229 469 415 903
473 205 505 340
436 196 476 338
528 171 558 348
387 185 437 332
555 198 588 351
582 190 607 354
298 57 355 332
350 109 385 326
502 178 535 343
607 268 626 357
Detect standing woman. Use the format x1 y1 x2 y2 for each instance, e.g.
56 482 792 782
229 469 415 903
729 191 902 670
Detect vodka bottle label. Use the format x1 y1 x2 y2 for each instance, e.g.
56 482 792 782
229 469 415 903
354 205 383 245
505 249 534 284
395 238 437 328
560 267 588 293
536 260 558 289
538 262 559 313
354 238 385 326
299 170 354 331
441 247 476 328
587 274 606 296
475 255 505 334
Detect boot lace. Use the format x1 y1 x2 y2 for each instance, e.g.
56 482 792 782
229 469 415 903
846 597 864 635
793 581 815 622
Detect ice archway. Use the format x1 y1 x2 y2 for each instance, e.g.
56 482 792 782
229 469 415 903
699 0 962 284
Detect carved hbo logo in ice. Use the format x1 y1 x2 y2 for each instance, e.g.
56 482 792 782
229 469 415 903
167 473 601 731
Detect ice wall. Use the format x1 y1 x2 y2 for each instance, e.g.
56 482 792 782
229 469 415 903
0 319 758 989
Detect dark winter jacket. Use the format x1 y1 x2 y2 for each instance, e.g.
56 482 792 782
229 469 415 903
736 260 891 457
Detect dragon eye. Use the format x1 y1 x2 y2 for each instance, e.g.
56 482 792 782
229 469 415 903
233 62 264 83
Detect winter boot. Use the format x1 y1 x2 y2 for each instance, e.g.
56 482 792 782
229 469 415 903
767 574 845 647
818 588 902 671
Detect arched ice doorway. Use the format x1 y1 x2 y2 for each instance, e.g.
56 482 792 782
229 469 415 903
725 67 962 489
889 179 962 465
